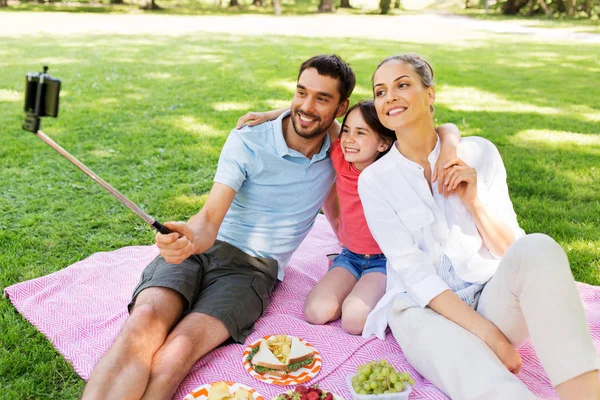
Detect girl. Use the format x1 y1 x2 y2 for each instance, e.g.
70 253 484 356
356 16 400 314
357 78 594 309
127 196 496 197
359 53 600 399
236 101 459 335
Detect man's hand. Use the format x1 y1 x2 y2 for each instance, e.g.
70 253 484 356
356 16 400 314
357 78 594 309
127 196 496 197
155 221 196 264
443 158 478 205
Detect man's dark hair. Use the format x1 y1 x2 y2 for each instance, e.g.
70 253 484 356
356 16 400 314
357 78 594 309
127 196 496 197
298 54 356 103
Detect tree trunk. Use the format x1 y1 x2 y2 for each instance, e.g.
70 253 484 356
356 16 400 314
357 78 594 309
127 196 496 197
565 0 574 16
318 0 335 13
583 0 592 17
229 0 239 6
340 0 352 8
273 0 281 14
0 0 7 7
394 0 400 8
538 0 551 16
110 0 124 4
253 0 263 5
380 0 391 14
501 0 528 14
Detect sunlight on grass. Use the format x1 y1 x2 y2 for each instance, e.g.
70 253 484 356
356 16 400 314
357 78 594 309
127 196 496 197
167 193 209 209
212 101 253 112
175 115 221 137
437 85 562 115
97 98 119 105
511 129 600 146
264 99 290 109
144 72 174 79
89 149 115 158
0 89 21 102
268 79 296 93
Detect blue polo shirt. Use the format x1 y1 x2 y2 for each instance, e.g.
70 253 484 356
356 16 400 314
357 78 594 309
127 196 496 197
214 111 335 280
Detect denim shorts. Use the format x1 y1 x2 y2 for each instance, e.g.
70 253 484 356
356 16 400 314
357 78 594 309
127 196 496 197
329 247 387 280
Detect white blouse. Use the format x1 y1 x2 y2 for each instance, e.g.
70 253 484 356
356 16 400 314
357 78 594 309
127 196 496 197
358 136 525 339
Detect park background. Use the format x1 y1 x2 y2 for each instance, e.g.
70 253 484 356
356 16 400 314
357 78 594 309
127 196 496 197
1 0 599 398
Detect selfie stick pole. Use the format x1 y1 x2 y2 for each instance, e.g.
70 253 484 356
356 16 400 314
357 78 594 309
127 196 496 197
33 130 172 234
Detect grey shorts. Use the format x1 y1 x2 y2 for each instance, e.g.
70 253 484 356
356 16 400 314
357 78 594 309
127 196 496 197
129 240 279 343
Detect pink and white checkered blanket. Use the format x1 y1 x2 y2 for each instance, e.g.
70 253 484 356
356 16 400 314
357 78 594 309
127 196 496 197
5 215 600 399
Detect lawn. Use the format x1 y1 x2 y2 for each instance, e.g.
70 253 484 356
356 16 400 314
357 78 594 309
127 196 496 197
1 13 599 399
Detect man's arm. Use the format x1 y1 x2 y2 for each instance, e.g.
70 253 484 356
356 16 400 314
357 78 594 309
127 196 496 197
156 182 236 264
321 183 340 242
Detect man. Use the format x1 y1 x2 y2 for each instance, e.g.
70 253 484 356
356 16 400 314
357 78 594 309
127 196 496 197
82 54 355 400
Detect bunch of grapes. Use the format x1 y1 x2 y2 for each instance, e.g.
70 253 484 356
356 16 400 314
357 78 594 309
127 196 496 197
350 360 414 395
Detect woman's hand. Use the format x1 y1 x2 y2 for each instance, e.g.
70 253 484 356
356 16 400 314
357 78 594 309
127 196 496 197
433 143 458 196
236 111 270 129
487 332 523 374
443 158 478 206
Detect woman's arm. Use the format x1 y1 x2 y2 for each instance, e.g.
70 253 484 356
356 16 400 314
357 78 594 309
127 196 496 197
428 290 522 373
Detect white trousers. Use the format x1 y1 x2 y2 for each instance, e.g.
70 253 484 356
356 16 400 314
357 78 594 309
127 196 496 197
388 234 600 400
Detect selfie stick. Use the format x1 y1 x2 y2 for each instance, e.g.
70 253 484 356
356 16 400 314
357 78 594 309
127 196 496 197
22 67 173 235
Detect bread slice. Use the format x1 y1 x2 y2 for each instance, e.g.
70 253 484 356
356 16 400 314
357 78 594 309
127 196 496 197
252 340 287 371
287 337 314 365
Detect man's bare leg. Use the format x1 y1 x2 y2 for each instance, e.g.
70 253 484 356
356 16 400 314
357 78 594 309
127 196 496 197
82 287 185 400
141 312 231 400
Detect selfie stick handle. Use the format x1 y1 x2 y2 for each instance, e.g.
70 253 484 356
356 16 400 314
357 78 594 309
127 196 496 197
34 129 173 235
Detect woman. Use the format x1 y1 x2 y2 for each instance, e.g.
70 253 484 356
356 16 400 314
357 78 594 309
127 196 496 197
358 53 600 399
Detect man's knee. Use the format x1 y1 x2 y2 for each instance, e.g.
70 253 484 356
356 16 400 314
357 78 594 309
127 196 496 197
124 302 171 340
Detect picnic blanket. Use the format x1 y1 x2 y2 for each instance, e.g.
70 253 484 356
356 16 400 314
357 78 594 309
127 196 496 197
5 215 600 399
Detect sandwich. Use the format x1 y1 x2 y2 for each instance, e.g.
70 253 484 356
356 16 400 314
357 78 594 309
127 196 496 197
207 382 252 400
248 335 315 375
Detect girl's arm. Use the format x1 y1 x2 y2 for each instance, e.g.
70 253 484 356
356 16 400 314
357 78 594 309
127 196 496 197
321 183 341 243
236 108 289 129
434 123 460 197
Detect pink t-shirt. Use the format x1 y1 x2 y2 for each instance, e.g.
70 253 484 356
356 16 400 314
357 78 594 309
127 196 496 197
331 139 382 255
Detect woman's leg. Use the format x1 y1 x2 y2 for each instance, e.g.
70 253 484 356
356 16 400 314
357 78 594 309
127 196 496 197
341 271 386 335
389 297 536 400
477 233 600 399
304 267 357 325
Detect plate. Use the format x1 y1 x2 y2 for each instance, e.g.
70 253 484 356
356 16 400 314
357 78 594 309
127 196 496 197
242 335 322 386
184 381 265 400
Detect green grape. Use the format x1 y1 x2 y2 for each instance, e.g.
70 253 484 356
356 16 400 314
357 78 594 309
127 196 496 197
389 372 398 384
408 378 415 385
362 366 371 375
369 373 375 380
358 374 367 382
380 359 387 366
395 382 405 392
363 382 370 391
370 381 378 390
353 384 361 392
373 389 383 395
352 376 359 384
403 372 411 380
381 367 390 377
359 390 367 395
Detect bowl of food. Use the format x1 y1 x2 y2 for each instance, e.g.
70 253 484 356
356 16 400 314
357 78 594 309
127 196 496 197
346 360 413 400
272 384 344 400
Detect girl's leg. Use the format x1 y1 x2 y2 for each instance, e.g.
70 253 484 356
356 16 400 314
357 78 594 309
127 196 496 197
389 297 536 400
304 267 357 325
341 272 386 335
477 233 600 398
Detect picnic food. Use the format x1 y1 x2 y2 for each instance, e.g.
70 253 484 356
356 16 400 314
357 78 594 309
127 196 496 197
273 384 336 400
207 382 253 400
247 335 315 375
350 360 414 395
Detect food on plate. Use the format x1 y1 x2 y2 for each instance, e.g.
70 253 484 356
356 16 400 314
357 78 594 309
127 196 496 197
350 360 414 395
247 335 315 375
272 384 338 400
207 382 253 400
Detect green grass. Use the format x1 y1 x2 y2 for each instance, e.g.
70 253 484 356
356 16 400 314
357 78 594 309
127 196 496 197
1 15 599 399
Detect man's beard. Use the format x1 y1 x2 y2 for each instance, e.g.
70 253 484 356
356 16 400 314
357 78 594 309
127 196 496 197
290 108 333 140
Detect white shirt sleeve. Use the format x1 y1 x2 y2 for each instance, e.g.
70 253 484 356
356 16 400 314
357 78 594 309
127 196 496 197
358 173 449 308
479 142 526 254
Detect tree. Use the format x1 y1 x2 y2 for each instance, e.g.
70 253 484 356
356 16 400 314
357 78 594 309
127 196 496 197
318 0 335 12
501 0 528 14
140 0 160 9
340 0 352 8
380 0 391 14
229 0 239 6
273 0 281 14
0 0 7 7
